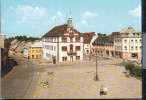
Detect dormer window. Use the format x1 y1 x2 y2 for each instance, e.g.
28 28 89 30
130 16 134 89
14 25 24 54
137 33 139 36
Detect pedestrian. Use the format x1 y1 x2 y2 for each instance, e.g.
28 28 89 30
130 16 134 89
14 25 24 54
103 86 108 95
123 59 125 63
100 85 104 96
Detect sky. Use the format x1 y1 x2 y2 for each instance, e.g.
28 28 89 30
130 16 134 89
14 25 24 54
1 0 141 38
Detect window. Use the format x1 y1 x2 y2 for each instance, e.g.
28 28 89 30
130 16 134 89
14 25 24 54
70 38 73 42
131 39 133 43
135 46 138 50
140 46 142 50
139 39 141 43
62 46 67 51
46 53 51 58
62 57 67 61
54 46 56 51
76 56 80 60
87 45 89 47
131 46 133 50
40 50 42 53
36 55 38 58
32 50 34 53
62 37 67 42
124 40 127 43
39 54 41 57
125 46 127 50
76 37 80 42
135 39 137 43
36 50 38 53
76 46 80 51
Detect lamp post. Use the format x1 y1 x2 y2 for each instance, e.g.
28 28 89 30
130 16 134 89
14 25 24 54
37 72 40 85
95 42 99 81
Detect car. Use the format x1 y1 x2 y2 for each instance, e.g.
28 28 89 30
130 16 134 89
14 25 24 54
127 58 138 62
137 59 142 64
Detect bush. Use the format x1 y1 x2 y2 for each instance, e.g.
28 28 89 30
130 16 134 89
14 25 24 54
125 63 135 72
131 66 142 77
125 63 142 77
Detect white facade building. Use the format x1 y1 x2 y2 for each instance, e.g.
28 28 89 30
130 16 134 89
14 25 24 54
42 13 84 63
114 27 142 60
83 32 98 54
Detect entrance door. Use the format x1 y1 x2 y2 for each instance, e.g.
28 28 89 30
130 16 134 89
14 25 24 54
70 44 73 52
32 55 34 58
70 56 73 62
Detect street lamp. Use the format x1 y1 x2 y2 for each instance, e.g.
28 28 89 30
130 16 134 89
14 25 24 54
95 41 99 81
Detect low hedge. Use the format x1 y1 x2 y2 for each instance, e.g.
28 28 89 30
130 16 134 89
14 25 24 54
125 63 142 77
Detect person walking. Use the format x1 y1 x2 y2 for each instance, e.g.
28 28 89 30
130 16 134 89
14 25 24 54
100 85 104 96
103 86 108 95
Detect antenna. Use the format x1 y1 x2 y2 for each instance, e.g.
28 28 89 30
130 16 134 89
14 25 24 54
55 17 56 26
65 13 67 24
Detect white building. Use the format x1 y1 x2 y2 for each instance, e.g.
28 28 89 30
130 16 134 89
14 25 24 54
114 27 142 60
42 12 84 63
23 42 32 58
83 32 98 54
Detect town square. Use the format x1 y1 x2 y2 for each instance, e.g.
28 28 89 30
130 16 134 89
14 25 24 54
1 0 142 99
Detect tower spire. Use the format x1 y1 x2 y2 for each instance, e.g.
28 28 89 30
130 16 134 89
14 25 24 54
55 17 56 26
67 7 74 29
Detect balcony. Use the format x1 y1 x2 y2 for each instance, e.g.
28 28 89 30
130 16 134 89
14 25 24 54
67 51 77 56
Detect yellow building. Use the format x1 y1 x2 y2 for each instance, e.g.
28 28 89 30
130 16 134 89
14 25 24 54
29 41 42 59
0 34 6 49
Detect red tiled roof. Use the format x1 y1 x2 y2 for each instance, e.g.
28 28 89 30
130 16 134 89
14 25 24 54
43 24 81 37
107 32 120 43
82 32 95 43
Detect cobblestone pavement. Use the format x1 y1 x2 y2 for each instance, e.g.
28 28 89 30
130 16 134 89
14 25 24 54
30 59 142 99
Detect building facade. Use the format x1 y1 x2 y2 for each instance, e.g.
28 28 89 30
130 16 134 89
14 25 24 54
0 34 6 49
26 41 42 59
83 32 98 54
42 13 84 63
114 27 142 60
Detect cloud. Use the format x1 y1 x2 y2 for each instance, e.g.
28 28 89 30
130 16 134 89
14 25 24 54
51 16 56 21
76 20 88 26
1 20 5 23
117 24 122 27
16 5 48 19
51 11 65 25
75 20 96 31
7 5 50 25
9 6 14 9
129 5 141 17
16 16 30 24
57 11 62 16
83 11 98 18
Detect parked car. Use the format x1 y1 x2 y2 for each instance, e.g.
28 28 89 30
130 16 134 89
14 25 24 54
137 59 142 64
127 58 138 62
